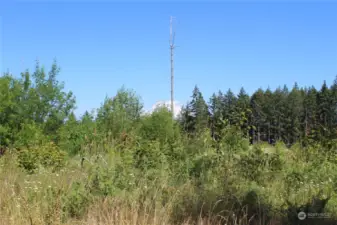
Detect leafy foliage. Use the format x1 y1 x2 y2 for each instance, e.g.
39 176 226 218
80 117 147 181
1 61 337 225
17 142 66 173
62 182 91 219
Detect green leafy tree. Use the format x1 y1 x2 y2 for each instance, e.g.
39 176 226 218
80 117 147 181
96 87 143 139
140 106 179 144
29 60 76 141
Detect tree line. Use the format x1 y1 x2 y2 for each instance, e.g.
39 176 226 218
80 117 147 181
179 79 337 147
0 60 336 150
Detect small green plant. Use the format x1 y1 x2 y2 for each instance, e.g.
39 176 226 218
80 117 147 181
62 181 91 219
88 165 117 196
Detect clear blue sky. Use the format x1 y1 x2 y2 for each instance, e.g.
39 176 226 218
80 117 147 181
1 1 337 117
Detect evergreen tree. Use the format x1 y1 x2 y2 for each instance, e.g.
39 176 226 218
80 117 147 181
234 87 251 138
250 88 266 143
271 87 287 142
209 91 225 140
180 86 209 134
317 81 331 140
222 89 237 125
328 76 337 139
285 83 304 144
263 88 274 143
302 86 318 142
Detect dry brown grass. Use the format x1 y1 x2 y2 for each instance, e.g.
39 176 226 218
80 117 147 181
1 151 335 225
0 153 276 225
0 165 257 225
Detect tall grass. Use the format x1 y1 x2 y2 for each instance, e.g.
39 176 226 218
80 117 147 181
1 131 337 225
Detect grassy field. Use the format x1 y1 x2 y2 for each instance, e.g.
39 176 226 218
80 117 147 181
1 135 337 225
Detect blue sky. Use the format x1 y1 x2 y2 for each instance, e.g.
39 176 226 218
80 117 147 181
1 1 337 117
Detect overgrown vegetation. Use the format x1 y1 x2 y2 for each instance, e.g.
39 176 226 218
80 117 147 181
0 61 336 225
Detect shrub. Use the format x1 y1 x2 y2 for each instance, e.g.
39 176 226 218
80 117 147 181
133 139 167 171
238 145 267 182
88 165 117 196
17 148 40 174
17 142 67 173
14 122 46 149
139 106 178 144
62 182 91 219
39 142 67 171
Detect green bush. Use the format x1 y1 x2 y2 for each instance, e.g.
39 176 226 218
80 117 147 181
238 145 267 182
14 122 46 149
17 142 67 173
39 142 67 171
88 165 117 196
62 182 91 219
17 148 40 174
133 139 167 171
139 106 178 144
